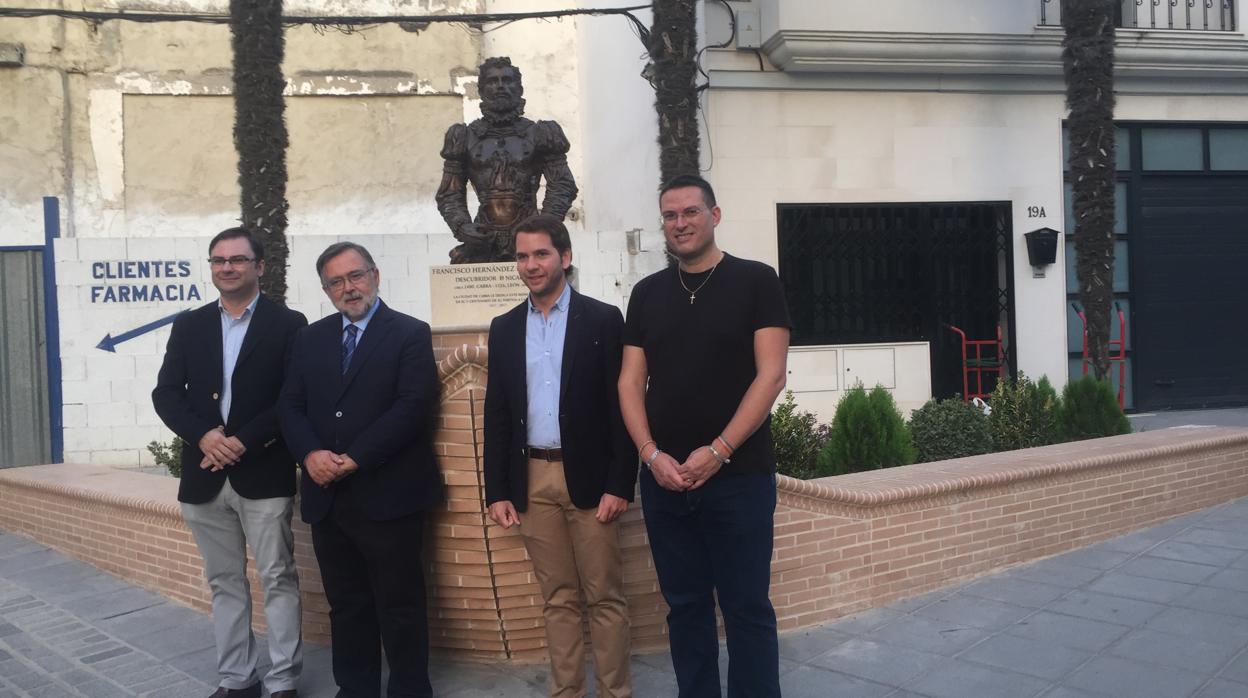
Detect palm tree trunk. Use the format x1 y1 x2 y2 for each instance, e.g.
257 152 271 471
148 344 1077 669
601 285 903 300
649 0 700 184
230 0 290 304
1062 0 1117 380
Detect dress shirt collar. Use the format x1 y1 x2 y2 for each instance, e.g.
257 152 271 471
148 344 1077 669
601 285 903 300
342 297 382 334
526 282 572 317
218 292 260 321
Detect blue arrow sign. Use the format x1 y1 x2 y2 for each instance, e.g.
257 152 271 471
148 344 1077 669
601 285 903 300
96 310 187 352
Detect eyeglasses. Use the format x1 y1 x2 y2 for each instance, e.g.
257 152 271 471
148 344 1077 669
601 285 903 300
208 256 256 268
660 207 706 224
323 268 375 292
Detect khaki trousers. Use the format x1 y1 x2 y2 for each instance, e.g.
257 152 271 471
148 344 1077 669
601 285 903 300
519 458 632 698
181 479 302 694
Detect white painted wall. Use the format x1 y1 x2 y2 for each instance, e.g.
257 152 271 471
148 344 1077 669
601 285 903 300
576 0 661 232
760 0 1046 37
702 88 1070 387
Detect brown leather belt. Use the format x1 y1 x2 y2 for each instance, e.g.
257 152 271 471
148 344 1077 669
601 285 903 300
526 446 563 461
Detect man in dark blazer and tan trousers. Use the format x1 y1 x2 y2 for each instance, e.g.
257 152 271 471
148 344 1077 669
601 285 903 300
484 214 637 698
153 227 307 698
279 241 442 698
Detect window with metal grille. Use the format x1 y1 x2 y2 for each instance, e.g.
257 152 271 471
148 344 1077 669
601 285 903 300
777 202 1015 399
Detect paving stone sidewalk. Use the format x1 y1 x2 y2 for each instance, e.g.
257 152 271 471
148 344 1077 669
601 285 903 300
3 496 1248 697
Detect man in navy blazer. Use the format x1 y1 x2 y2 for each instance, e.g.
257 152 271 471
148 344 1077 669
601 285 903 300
153 227 307 698
278 242 442 698
484 214 637 697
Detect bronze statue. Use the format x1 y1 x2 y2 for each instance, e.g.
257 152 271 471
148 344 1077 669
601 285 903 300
436 57 579 264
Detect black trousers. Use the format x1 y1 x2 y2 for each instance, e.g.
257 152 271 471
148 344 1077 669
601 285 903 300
311 485 431 698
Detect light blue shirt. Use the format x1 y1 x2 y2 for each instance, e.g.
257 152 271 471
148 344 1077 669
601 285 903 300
341 297 381 340
219 293 260 423
526 283 571 449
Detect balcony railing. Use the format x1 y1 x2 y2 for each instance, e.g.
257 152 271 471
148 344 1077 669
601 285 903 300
1040 0 1237 32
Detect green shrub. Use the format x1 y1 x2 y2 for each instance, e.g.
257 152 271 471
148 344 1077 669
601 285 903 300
988 372 1060 452
146 436 186 478
770 391 827 480
817 385 916 476
909 397 994 463
1057 375 1131 441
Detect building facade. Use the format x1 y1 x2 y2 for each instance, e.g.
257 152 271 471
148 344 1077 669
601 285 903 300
696 0 1248 416
2 0 1246 466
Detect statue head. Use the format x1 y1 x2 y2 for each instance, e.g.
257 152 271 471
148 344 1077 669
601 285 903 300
478 56 526 125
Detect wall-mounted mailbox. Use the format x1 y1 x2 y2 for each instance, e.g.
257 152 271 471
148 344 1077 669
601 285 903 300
1024 227 1060 267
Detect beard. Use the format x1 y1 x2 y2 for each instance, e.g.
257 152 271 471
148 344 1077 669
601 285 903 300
480 95 526 126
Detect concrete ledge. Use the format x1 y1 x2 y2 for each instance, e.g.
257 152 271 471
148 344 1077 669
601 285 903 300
780 427 1248 510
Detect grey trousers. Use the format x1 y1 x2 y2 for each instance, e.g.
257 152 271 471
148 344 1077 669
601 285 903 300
182 479 303 692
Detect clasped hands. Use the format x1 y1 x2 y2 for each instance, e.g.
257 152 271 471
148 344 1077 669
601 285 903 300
198 426 245 472
649 446 722 492
303 449 360 487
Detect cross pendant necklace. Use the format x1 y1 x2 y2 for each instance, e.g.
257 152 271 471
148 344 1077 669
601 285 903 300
678 254 723 305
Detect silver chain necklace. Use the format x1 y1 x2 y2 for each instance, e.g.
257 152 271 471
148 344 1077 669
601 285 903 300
677 254 724 305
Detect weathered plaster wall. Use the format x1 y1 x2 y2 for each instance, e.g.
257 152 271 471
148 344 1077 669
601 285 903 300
118 93 462 238
0 12 72 245
0 0 488 246
1 0 657 249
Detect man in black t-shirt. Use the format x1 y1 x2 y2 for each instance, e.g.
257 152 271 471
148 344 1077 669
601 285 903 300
619 174 790 697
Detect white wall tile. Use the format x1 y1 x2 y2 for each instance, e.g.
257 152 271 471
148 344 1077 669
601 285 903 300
87 402 136 428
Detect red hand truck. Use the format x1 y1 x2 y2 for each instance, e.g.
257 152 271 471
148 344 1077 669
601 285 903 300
1072 301 1127 409
943 323 1006 402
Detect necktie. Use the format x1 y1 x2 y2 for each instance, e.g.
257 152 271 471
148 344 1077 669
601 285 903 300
342 324 358 374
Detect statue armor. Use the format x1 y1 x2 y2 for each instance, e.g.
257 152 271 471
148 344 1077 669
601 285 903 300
436 117 578 264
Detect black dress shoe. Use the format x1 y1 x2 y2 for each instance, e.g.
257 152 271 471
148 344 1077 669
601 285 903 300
207 684 261 698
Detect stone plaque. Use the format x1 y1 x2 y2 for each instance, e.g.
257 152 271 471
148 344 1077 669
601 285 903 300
429 262 527 328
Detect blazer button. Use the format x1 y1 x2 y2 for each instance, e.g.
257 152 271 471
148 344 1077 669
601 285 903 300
335 411 343 418
212 392 219 400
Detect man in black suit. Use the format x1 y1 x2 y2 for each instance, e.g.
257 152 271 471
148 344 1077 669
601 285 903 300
278 242 442 698
484 214 636 697
153 227 307 698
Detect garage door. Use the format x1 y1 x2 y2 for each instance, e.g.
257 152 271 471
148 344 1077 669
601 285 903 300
1132 175 1248 410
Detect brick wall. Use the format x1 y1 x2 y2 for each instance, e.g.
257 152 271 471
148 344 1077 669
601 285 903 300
766 427 1248 631
4 333 1248 663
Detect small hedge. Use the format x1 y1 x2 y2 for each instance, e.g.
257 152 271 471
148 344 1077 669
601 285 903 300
147 436 186 478
988 372 1060 452
817 385 915 477
770 391 828 480
768 372 1135 480
1057 374 1131 441
909 397 994 463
